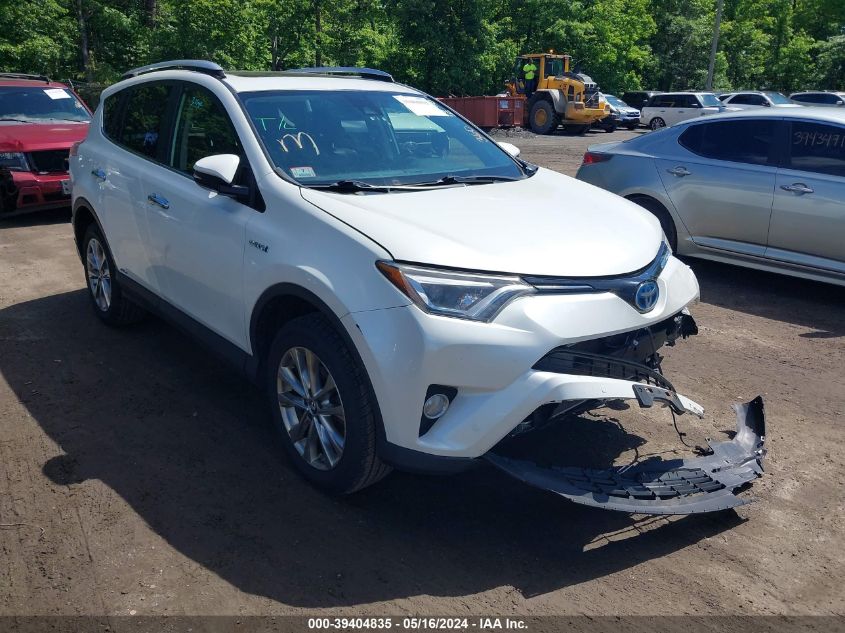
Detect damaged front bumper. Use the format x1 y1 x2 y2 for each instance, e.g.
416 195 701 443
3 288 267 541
487 386 766 515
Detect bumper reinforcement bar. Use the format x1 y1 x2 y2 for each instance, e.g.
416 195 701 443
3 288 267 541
486 396 766 515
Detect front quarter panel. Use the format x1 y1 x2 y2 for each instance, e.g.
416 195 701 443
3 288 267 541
242 174 410 352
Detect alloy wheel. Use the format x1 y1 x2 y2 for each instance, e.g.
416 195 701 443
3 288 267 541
86 238 112 312
276 346 346 471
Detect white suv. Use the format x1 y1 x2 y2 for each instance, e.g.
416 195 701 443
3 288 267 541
640 92 725 130
70 61 766 514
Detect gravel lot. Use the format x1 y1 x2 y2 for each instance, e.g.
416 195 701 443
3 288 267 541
1 128 843 618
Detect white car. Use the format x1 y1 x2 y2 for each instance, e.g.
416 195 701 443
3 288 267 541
720 91 800 110
69 61 767 514
640 92 725 130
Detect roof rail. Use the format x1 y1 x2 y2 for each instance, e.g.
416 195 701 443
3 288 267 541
0 72 51 83
284 66 394 83
122 60 225 80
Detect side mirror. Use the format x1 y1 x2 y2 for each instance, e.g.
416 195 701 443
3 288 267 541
193 154 249 198
837 100 844 106
497 141 521 158
763 101 772 107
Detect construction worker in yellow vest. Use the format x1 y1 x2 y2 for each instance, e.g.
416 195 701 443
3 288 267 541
522 59 538 97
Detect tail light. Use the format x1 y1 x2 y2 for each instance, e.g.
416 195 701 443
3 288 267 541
581 151 613 165
69 141 82 157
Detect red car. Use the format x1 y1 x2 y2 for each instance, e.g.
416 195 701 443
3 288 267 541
0 73 91 216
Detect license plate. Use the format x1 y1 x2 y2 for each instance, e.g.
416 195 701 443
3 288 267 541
61 179 71 195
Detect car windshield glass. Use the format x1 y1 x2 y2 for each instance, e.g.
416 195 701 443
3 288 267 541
240 90 525 186
699 93 721 107
605 96 627 107
765 91 791 104
0 87 90 122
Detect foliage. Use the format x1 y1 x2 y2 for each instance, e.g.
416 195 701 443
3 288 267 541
0 0 842 98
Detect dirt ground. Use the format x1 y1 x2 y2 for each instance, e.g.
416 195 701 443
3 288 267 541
1 128 843 619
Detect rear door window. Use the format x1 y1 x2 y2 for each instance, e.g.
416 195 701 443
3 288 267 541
119 82 173 161
788 121 845 176
679 119 777 166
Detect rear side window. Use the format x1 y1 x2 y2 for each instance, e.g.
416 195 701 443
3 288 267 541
731 93 766 106
102 92 122 139
119 83 173 160
679 119 776 166
789 121 845 176
169 85 242 173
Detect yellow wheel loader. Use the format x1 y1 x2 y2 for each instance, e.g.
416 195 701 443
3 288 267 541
506 53 608 135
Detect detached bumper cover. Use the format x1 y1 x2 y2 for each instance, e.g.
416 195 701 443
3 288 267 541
487 396 766 515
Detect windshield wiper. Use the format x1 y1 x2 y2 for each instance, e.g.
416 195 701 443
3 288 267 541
309 180 397 193
410 174 521 187
0 117 30 122
307 174 523 193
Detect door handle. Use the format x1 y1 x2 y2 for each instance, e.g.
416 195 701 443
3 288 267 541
147 193 170 209
780 183 814 195
91 168 106 181
667 166 691 177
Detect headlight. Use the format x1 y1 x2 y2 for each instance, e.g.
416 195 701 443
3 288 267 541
376 261 534 322
0 152 29 171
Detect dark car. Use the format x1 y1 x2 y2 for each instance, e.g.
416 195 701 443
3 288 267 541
0 73 91 216
620 90 663 110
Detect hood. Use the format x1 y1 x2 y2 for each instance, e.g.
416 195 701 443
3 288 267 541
0 121 89 153
300 168 663 277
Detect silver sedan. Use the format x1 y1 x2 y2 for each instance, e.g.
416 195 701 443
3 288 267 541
576 108 845 286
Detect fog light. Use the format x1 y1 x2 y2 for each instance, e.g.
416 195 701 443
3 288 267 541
422 393 450 420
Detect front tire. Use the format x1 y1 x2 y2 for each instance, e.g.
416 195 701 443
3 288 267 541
266 313 391 494
528 99 559 134
82 224 145 325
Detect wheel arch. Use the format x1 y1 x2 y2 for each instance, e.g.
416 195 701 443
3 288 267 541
248 282 389 449
625 193 680 251
71 197 105 261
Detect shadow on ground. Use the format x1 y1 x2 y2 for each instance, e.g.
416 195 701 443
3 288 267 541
0 290 744 607
685 257 845 339
0 207 71 229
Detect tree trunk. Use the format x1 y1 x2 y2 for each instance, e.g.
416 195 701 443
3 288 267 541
314 0 322 67
145 0 157 27
76 0 93 82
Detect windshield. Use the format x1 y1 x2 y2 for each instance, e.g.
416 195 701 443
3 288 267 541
0 86 90 122
604 95 628 108
240 90 524 186
699 93 722 107
765 91 791 104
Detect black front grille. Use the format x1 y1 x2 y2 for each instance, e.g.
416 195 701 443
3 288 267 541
532 311 698 389
533 349 674 391
28 150 69 173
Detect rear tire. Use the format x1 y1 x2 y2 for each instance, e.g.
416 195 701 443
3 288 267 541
528 99 559 134
629 196 677 252
82 224 145 326
266 313 391 494
605 125 617 133
650 117 666 131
